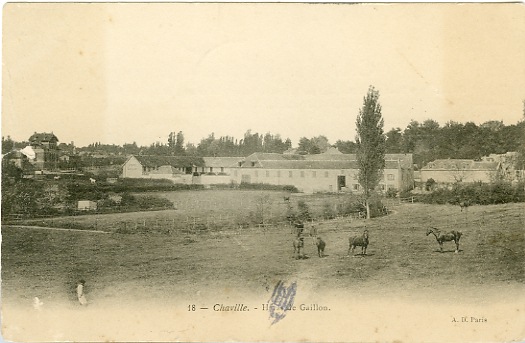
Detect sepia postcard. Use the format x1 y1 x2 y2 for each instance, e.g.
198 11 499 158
2 3 524 342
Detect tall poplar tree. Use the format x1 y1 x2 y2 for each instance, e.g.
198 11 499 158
356 86 386 219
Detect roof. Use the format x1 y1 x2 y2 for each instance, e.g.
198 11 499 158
324 147 343 155
241 159 401 170
29 132 59 144
243 153 305 164
202 157 244 168
422 159 500 171
131 155 205 168
240 152 408 170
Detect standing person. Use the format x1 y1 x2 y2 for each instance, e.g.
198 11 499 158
77 279 87 306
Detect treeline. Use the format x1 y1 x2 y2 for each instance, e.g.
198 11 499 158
383 120 525 168
3 119 524 168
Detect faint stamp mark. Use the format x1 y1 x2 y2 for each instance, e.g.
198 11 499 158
267 280 297 325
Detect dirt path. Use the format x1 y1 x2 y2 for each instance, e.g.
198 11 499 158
2 225 110 234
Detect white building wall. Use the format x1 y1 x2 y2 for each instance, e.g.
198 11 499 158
232 168 367 193
121 156 143 178
421 170 494 184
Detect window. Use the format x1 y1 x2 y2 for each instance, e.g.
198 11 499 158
266 170 270 177
221 167 224 172
289 171 293 178
324 171 329 178
387 174 395 181
312 171 317 178
353 184 359 190
210 167 213 172
251 162 256 167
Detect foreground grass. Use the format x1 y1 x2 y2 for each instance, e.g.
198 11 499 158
2 202 523 307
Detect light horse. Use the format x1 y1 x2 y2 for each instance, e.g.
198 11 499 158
426 227 462 253
293 237 305 260
348 230 369 256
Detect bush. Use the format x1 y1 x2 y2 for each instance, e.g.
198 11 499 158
407 181 525 205
285 202 297 224
322 201 336 219
239 182 299 193
297 200 311 222
386 188 398 198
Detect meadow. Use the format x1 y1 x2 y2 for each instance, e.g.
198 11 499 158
1 192 524 342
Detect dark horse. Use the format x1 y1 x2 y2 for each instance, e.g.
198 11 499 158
426 227 462 253
348 230 369 256
315 237 326 258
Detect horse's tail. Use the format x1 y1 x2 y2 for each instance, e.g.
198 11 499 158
456 231 462 241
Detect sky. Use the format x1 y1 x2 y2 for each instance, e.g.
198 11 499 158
3 3 525 148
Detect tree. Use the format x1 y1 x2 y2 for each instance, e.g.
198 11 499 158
2 136 15 154
168 132 177 149
175 131 185 155
385 128 403 153
355 86 386 219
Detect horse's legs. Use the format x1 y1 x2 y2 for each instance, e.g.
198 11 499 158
363 245 367 255
439 242 444 252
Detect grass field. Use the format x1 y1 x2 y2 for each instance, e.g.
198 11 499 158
2 197 524 342
19 190 364 232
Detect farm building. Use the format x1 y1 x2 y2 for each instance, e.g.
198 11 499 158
420 159 502 186
200 157 244 175
121 155 205 182
28 132 59 170
230 151 414 194
78 200 97 211
120 151 414 192
481 152 524 182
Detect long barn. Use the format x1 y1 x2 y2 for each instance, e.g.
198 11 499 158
231 151 414 194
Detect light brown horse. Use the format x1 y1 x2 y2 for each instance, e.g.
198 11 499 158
426 227 462 253
293 237 305 259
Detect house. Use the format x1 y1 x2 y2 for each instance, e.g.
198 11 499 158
121 155 205 182
420 159 502 186
230 151 414 194
28 132 59 170
481 152 523 182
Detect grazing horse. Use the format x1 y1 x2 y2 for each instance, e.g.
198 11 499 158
315 237 326 257
293 237 305 259
426 227 462 253
459 200 470 212
348 230 369 256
